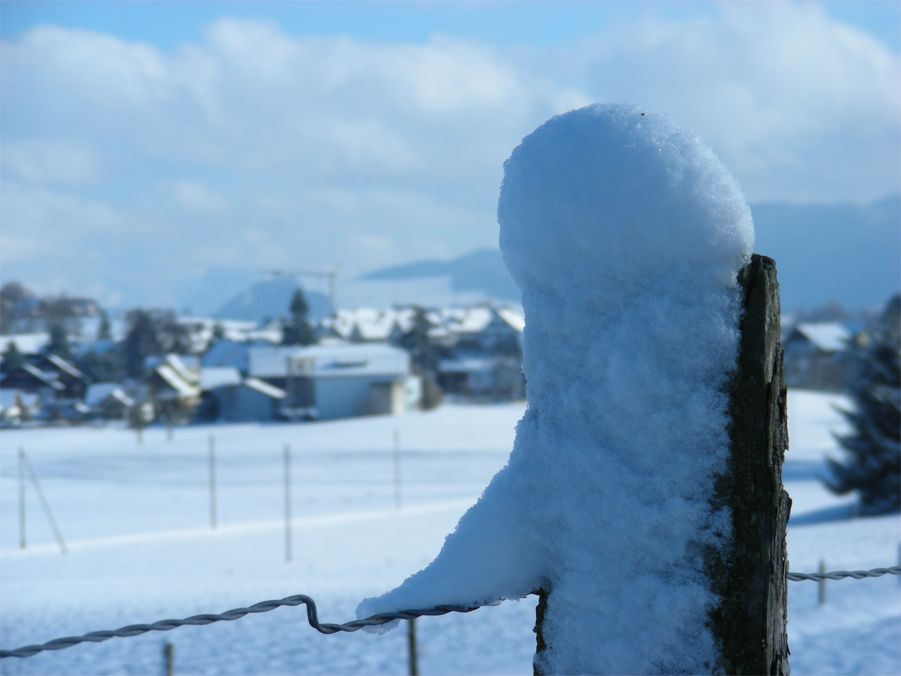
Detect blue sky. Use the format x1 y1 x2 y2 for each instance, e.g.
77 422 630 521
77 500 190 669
1 1 899 310
3 2 900 51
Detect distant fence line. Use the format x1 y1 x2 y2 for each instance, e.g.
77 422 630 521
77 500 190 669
2 564 899 660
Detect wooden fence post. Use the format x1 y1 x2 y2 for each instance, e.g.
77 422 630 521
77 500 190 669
163 641 175 676
284 444 293 562
208 435 217 530
817 560 826 606
407 617 419 676
708 253 790 674
21 449 68 555
393 429 402 510
18 447 26 550
533 254 789 675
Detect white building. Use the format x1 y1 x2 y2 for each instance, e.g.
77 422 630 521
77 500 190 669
248 343 411 420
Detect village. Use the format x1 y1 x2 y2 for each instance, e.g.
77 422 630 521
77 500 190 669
0 281 527 428
0 279 895 431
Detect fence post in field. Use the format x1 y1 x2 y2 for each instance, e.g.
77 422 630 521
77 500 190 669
533 254 789 675
407 617 419 676
818 560 827 605
18 447 26 550
208 435 217 530
163 641 175 676
284 444 293 562
21 449 68 555
393 429 402 510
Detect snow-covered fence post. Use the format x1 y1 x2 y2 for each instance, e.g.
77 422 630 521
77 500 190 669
358 106 780 675
707 253 790 674
533 256 789 674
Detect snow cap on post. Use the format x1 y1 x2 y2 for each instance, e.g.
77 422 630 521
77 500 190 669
357 104 755 674
499 104 753 296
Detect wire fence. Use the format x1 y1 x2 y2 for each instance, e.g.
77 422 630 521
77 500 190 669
2 564 899 660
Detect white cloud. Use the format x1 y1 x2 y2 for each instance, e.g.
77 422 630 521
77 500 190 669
1 141 100 186
0 3 898 306
171 180 228 213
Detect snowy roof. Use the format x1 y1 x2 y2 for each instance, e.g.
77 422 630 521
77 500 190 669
202 340 251 371
243 378 286 399
86 383 134 408
200 367 242 390
154 365 200 398
176 316 263 352
0 333 49 356
45 354 84 380
496 307 525 333
249 343 410 379
438 357 497 374
792 323 851 353
5 363 64 390
144 354 200 378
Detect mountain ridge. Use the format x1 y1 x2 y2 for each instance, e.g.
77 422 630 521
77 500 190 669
358 194 901 311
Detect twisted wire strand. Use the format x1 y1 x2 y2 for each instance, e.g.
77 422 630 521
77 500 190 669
2 565 899 659
0 595 483 659
787 565 901 582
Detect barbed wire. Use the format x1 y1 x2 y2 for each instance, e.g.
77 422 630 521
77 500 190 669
2 565 899 660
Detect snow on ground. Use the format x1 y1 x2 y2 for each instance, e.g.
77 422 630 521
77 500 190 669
0 391 899 675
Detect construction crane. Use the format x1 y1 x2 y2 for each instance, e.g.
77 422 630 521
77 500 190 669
264 267 339 316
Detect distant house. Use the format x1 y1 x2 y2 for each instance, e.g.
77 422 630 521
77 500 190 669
0 389 42 426
201 340 272 374
249 343 410 420
438 356 525 400
148 354 201 423
200 366 243 390
210 378 287 423
0 363 65 399
783 322 852 391
85 383 135 421
31 354 88 399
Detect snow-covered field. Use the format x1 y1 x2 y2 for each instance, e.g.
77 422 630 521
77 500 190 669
0 390 898 675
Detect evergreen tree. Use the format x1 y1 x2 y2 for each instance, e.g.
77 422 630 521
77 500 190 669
399 307 441 374
211 322 226 343
122 310 162 379
398 307 444 409
826 295 901 515
282 289 316 346
97 310 112 341
77 348 125 384
1 341 24 374
0 281 32 333
47 322 73 360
